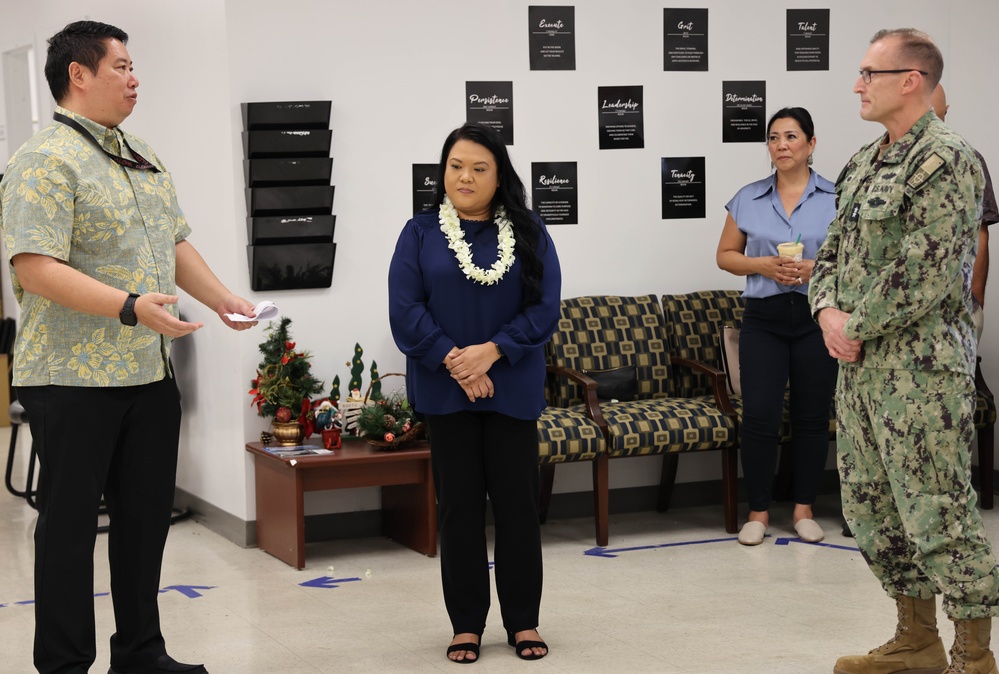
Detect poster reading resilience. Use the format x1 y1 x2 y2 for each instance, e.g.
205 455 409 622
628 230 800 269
531 162 578 225
663 8 708 71
529 6 576 70
722 81 766 143
787 9 830 71
466 81 514 145
412 164 438 215
598 85 644 150
661 157 706 220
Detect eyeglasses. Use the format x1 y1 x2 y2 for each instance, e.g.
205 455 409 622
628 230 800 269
859 68 928 84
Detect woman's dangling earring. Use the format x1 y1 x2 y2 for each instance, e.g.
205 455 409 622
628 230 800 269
770 161 775 171
808 154 814 166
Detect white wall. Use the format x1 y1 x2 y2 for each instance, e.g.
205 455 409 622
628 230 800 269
1 1 997 526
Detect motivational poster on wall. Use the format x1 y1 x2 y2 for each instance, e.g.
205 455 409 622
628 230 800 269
722 81 766 143
531 162 578 225
466 81 514 145
786 9 830 71
412 164 438 215
663 8 708 71
598 85 644 150
529 6 576 70
661 157 706 220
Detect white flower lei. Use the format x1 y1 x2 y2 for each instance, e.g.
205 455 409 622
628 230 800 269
438 195 516 286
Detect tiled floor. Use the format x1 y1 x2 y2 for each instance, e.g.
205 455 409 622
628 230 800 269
2 424 995 673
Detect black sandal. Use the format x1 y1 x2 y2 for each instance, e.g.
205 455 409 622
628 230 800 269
446 637 480 664
507 631 549 661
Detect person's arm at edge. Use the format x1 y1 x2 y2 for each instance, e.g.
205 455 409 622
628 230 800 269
175 239 257 331
11 251 203 337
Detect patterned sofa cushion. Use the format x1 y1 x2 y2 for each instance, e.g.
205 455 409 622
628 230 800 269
569 398 736 457
662 290 744 398
547 295 671 407
537 406 606 464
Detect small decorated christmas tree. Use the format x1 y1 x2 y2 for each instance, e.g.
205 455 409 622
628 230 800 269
249 318 324 435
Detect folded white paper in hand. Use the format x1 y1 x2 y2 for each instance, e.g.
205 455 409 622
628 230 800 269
225 300 280 323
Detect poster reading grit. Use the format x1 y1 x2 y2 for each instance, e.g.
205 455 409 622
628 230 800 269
663 8 708 71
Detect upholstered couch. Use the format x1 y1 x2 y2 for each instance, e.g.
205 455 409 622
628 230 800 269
537 290 997 545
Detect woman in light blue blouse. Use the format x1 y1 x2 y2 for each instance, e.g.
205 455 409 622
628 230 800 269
716 107 838 546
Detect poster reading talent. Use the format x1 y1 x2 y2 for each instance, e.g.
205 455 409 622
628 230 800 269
722 81 766 143
466 81 514 145
786 9 830 71
598 85 644 150
529 6 576 70
531 162 578 225
412 164 438 215
663 8 708 71
661 157 706 220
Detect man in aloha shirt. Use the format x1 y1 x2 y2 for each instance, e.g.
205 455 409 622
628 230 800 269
0 20 256 674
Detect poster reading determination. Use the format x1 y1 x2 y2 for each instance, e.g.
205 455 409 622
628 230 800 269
786 9 830 71
529 6 576 70
531 162 578 225
466 81 514 145
598 85 644 150
722 81 766 143
412 164 438 215
661 157 706 220
663 8 708 71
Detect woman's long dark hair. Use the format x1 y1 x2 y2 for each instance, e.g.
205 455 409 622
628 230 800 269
432 123 546 308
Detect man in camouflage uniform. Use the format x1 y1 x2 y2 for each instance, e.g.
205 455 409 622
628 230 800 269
809 28 999 674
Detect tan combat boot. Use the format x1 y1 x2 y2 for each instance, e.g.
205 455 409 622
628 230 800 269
833 595 947 674
944 617 999 674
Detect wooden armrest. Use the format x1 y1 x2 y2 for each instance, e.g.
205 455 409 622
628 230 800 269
671 356 737 417
546 364 608 429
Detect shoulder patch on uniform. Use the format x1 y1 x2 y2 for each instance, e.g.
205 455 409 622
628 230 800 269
907 152 946 190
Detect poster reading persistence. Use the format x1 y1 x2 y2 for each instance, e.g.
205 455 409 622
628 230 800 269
787 9 830 71
466 81 514 145
661 157 706 220
412 164 438 215
722 81 766 143
529 6 576 70
531 161 578 225
663 8 708 71
597 85 644 150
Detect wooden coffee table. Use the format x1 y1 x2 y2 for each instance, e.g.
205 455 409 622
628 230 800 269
246 438 436 568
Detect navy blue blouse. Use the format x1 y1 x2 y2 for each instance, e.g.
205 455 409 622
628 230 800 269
388 209 561 420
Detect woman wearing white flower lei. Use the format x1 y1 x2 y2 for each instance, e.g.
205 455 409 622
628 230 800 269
389 123 559 664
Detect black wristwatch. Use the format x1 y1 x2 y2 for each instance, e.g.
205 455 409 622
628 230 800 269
119 293 140 326
495 343 505 358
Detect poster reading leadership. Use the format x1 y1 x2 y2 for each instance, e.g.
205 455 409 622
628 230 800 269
531 162 578 225
786 9 830 71
663 8 708 71
722 81 766 143
529 6 576 70
466 81 514 145
661 157 706 220
412 164 438 215
598 85 644 150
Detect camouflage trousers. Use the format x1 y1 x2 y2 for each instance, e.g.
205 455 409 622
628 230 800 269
837 365 999 619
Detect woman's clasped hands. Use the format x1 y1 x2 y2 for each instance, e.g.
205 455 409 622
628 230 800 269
765 255 815 286
445 343 501 401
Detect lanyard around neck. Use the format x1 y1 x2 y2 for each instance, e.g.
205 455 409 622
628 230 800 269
53 112 160 173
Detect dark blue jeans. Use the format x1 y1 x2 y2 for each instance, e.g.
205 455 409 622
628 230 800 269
739 293 838 512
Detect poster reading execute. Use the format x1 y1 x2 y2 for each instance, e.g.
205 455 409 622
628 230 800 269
529 6 576 70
